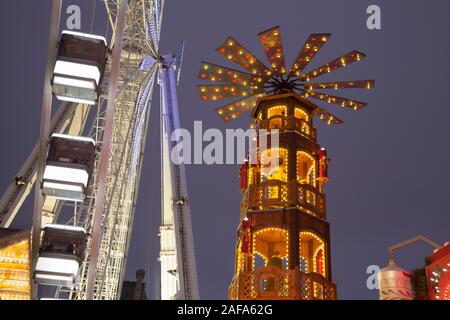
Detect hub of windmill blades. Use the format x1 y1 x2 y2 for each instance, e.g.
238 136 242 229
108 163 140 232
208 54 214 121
264 75 307 96
197 25 375 124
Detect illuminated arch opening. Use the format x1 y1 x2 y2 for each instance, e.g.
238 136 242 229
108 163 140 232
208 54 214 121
297 151 316 187
261 148 288 183
260 148 288 204
267 105 287 118
294 107 309 122
299 231 326 277
295 107 311 136
266 105 288 129
253 228 289 271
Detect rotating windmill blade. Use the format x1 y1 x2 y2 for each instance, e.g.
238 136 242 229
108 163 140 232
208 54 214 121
288 33 330 78
258 26 287 76
198 26 374 124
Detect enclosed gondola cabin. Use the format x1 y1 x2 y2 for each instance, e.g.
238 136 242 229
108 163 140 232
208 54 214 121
52 30 108 105
35 224 86 288
42 134 96 202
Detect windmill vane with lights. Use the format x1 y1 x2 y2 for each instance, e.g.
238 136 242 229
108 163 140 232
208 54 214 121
198 26 374 124
198 26 374 300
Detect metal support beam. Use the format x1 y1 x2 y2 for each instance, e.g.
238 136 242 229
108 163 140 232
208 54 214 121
85 0 128 300
30 0 62 300
388 235 442 259
159 53 199 300
0 102 91 228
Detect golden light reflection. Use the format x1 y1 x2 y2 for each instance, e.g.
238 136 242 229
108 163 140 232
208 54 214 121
0 239 31 300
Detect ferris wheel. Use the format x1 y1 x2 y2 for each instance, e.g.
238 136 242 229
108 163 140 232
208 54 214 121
0 0 198 300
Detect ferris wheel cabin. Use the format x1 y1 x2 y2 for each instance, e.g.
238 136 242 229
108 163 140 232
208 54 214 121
52 31 108 105
35 224 87 288
42 134 96 202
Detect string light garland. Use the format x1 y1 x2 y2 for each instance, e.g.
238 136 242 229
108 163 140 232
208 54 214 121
0 239 30 300
430 263 450 300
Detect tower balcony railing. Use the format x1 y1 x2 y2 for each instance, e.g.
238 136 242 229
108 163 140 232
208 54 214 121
258 115 316 141
247 180 326 219
229 266 336 300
